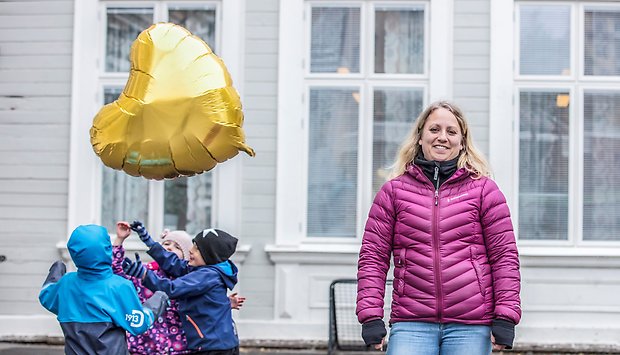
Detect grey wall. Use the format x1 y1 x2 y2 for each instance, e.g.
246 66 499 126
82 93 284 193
238 0 279 320
0 0 73 314
453 0 491 155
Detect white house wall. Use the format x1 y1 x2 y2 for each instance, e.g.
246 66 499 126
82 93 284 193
0 0 73 323
238 0 279 321
1 0 620 350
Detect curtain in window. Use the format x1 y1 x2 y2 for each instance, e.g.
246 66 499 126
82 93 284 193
106 8 153 72
518 91 569 240
310 7 361 73
583 91 620 240
164 174 212 236
100 88 149 232
375 8 424 74
372 88 423 192
519 5 570 76
307 88 359 237
584 8 620 76
169 8 217 52
101 168 149 233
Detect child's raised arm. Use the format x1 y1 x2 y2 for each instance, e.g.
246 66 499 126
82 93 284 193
111 221 132 277
148 243 189 277
38 260 67 315
141 267 227 299
129 221 189 277
114 221 132 246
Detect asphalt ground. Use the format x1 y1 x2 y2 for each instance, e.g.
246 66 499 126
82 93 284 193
0 343 336 355
0 343 618 355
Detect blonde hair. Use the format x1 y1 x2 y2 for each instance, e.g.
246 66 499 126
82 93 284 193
388 100 491 180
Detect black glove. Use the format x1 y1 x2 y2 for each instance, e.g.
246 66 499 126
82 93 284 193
143 291 169 320
122 252 146 279
361 319 387 346
42 260 66 287
492 318 515 349
130 220 156 248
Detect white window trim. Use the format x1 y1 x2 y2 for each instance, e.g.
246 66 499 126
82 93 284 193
275 0 453 246
491 1 620 251
68 0 245 237
489 0 515 205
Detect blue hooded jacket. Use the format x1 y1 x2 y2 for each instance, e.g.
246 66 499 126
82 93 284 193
143 243 239 351
39 225 156 355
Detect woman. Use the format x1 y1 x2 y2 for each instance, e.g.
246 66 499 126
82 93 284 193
356 101 521 354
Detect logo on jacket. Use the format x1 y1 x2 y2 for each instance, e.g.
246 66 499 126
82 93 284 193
127 310 144 327
447 192 469 202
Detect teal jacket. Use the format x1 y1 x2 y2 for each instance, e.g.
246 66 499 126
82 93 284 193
39 225 156 355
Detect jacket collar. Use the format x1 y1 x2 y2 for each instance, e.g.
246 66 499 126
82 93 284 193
406 160 469 188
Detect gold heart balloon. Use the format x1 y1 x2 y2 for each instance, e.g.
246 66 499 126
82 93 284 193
90 23 255 180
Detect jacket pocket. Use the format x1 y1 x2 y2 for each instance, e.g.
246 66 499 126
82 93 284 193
395 249 406 296
186 315 204 338
469 247 485 297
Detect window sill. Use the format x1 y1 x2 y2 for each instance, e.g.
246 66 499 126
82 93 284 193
265 243 360 264
264 244 620 268
519 247 620 267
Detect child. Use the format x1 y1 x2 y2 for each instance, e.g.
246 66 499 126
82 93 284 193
39 224 169 355
113 222 245 354
123 221 240 355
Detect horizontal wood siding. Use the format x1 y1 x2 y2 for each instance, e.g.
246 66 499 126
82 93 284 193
0 0 73 317
453 0 491 155
239 0 279 320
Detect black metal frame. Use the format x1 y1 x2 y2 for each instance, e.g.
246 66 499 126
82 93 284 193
328 279 392 355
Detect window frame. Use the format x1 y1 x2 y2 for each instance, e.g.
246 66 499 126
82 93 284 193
68 0 244 237
491 0 620 250
275 0 452 245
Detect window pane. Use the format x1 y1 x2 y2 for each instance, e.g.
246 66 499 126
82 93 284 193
372 88 424 193
169 8 217 52
101 168 149 233
375 7 425 74
106 8 153 72
310 7 360 73
519 5 570 76
583 92 620 240
103 87 122 105
164 174 213 236
518 91 569 240
308 88 359 237
584 8 620 76
101 87 149 232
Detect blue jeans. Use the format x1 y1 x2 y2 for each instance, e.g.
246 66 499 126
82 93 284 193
386 322 491 355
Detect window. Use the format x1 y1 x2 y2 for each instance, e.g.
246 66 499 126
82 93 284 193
69 1 243 238
515 3 620 243
307 3 426 239
276 0 447 244
98 3 218 235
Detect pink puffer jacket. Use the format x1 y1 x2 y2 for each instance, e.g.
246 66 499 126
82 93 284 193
356 164 521 326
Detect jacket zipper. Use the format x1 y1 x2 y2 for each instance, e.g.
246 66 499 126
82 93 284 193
433 166 439 206
186 315 204 338
432 166 443 321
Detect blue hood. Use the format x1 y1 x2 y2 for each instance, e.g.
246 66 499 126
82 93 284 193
212 260 238 290
68 225 113 278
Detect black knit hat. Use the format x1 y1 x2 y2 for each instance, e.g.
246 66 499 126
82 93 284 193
192 229 238 265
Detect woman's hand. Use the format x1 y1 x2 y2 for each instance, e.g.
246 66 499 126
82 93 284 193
362 319 387 351
373 338 385 351
114 221 132 246
491 334 506 351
